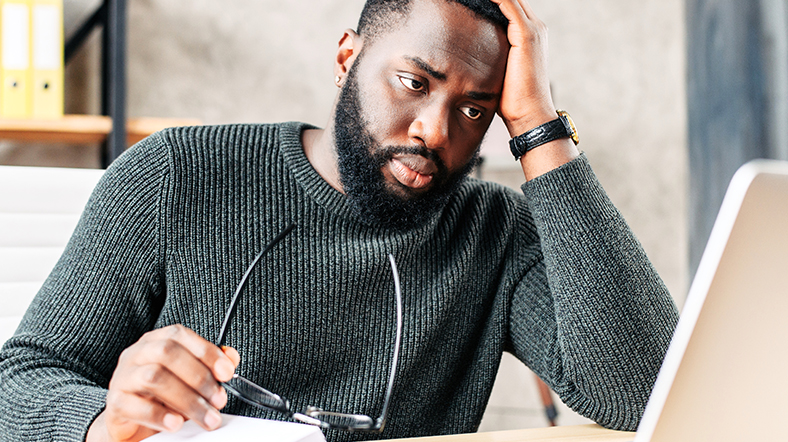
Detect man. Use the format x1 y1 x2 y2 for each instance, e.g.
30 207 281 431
0 0 678 441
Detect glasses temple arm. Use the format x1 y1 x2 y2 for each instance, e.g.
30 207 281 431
215 223 296 347
376 253 402 429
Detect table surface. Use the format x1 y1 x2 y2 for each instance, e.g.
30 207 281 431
389 425 636 442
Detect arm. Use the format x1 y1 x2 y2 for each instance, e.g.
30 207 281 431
509 157 678 430
0 135 237 442
489 0 679 429
0 136 166 441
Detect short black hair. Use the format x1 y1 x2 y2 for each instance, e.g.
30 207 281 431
356 0 508 45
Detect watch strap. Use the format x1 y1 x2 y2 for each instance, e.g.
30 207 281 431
509 115 573 160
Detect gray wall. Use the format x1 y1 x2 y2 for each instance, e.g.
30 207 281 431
687 0 788 276
0 0 688 431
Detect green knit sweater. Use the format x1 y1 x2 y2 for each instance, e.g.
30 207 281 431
0 122 678 442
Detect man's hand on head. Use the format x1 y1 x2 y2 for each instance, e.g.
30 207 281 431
490 0 580 180
86 325 241 442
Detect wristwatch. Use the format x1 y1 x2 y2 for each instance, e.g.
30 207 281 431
509 110 579 160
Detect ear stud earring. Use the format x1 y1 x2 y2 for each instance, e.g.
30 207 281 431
335 75 342 86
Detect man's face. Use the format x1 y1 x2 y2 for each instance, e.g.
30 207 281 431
334 0 509 229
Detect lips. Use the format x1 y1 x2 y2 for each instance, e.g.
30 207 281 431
389 155 437 190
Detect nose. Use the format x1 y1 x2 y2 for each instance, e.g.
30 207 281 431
408 103 450 151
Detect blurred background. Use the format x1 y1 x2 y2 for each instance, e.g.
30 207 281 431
1 0 786 432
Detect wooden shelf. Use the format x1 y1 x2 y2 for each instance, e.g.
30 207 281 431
0 115 201 146
125 117 202 145
0 115 112 144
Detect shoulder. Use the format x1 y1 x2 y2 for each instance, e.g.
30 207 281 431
128 122 310 177
154 122 305 159
95 122 308 202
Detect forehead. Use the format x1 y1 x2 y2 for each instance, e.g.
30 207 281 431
362 0 508 89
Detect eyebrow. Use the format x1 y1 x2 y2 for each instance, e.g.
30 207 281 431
404 56 447 81
467 90 499 102
403 56 500 102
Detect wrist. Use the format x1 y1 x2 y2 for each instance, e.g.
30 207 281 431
508 110 580 162
520 139 580 181
503 109 558 138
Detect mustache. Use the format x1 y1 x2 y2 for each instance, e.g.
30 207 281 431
375 145 447 173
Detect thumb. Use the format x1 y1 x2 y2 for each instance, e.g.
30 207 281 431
221 346 241 368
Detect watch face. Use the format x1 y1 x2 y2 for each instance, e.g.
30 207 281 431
557 109 580 145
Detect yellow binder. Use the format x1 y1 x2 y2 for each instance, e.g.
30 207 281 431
1 0 32 118
30 0 62 118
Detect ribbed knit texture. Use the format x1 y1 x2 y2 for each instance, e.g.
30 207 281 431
0 122 678 441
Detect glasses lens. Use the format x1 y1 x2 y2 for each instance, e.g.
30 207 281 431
304 408 376 431
223 374 291 415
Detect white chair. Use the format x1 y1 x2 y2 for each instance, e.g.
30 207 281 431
0 165 104 345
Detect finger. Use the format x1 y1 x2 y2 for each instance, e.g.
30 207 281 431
515 0 538 20
490 0 528 25
222 346 241 368
116 338 226 410
129 363 223 431
144 325 237 382
125 337 228 409
105 390 185 435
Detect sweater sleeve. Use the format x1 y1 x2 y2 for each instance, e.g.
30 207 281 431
0 134 169 442
507 154 679 431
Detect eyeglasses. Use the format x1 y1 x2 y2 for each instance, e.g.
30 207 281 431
215 223 403 433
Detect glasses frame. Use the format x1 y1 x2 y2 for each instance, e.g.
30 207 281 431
215 224 403 433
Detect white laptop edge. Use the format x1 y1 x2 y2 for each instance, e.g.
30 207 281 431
634 159 788 441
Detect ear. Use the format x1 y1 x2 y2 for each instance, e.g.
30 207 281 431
334 29 363 85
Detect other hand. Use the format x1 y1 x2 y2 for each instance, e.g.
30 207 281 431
86 325 241 442
490 0 579 179
490 0 557 137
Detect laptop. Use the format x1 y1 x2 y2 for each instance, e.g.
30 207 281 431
634 159 788 441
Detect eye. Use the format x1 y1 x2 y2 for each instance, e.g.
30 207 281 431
399 76 426 93
460 106 483 120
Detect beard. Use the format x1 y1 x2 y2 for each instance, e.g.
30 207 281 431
333 61 480 231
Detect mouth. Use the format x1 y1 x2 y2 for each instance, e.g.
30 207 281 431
387 155 437 190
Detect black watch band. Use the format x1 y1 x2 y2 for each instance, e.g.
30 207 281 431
508 110 578 160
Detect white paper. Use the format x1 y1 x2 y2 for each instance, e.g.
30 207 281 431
143 414 326 442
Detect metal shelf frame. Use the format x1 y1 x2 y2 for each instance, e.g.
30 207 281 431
64 0 126 168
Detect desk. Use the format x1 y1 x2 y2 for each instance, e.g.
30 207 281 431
389 425 635 442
